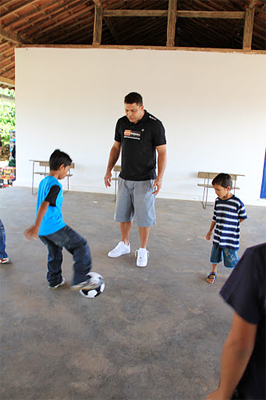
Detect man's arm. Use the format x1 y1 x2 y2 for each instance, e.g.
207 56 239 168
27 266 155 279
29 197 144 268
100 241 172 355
207 312 257 400
104 141 121 188
153 144 167 195
24 201 49 240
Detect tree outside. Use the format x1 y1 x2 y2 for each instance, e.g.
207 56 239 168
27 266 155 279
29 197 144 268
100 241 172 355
0 88 15 161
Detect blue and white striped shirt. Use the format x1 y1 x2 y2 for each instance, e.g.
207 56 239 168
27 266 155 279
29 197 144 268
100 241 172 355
212 195 247 250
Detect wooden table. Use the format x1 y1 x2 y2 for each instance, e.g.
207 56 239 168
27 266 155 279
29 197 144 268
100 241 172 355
197 171 244 209
29 160 75 194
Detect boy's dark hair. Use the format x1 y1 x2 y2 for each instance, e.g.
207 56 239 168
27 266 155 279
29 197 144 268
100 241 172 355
49 149 72 171
124 92 143 106
212 173 232 188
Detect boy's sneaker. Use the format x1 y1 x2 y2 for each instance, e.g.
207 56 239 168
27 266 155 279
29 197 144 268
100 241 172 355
135 248 149 268
0 258 11 264
108 241 130 258
70 278 100 291
49 277 66 289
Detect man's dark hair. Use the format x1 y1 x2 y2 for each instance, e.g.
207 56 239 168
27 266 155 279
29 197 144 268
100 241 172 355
49 149 72 171
212 173 232 188
124 92 143 106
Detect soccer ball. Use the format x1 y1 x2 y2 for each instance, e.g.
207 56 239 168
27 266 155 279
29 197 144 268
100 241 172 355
79 272 105 298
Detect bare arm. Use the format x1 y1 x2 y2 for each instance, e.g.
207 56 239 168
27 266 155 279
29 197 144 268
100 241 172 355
207 312 257 400
206 221 216 240
24 201 49 240
153 144 167 195
104 141 121 188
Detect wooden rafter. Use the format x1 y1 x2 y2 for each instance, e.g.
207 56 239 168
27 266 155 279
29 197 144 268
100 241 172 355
93 5 103 45
248 0 259 8
167 0 177 47
0 0 265 90
243 7 255 49
2 0 83 32
91 0 102 7
0 76 15 87
104 9 167 17
103 10 245 19
176 11 245 19
0 27 24 44
0 0 42 18
31 3 94 36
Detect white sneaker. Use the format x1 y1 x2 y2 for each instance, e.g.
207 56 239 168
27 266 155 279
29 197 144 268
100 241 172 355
135 248 149 267
0 258 11 264
70 278 100 291
108 241 130 258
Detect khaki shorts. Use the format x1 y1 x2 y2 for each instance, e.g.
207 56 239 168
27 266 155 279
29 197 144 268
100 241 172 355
114 177 156 227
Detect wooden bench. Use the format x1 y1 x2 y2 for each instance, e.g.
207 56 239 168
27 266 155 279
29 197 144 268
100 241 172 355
30 160 75 194
197 171 244 209
112 165 121 200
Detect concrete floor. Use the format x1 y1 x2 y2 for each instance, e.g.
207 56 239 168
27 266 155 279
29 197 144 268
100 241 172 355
1 186 265 400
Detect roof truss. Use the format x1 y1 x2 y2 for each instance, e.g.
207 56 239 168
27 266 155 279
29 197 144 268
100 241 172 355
0 0 265 89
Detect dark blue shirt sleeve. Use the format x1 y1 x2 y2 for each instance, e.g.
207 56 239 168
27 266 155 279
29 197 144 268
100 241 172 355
220 244 266 325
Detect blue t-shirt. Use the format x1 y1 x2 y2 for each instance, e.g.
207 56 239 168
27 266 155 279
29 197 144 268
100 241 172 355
212 195 247 250
36 175 66 236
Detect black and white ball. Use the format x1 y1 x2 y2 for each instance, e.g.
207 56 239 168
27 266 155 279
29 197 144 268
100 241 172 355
79 272 105 298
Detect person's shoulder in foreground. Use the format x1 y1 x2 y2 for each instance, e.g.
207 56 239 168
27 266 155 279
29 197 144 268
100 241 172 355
220 242 265 312
207 243 265 400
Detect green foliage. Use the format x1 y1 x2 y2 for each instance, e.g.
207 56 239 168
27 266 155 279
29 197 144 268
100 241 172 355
0 88 15 146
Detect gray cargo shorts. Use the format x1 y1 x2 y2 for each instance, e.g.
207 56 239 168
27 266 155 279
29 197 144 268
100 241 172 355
114 177 156 227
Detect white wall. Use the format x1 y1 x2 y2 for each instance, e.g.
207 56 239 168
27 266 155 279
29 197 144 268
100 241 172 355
15 47 266 205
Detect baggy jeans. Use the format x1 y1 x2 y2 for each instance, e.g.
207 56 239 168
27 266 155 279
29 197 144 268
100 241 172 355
39 225 92 287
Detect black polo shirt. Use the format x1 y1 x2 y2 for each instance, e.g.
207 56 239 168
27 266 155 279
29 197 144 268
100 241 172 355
114 110 166 181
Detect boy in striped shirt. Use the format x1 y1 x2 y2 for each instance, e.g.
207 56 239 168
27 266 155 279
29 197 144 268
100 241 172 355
206 173 247 284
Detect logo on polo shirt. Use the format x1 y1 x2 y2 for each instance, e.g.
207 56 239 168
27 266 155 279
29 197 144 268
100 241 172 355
124 130 141 140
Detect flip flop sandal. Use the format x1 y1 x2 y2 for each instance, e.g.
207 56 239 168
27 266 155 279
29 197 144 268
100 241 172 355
207 272 217 284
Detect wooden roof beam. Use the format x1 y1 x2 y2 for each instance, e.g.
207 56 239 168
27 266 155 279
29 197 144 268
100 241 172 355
33 3 94 35
0 76 15 87
248 0 259 9
103 10 245 19
104 17 121 44
0 27 24 44
0 0 42 19
167 0 177 47
243 7 255 49
91 0 102 6
177 11 245 19
93 5 103 45
2 0 80 31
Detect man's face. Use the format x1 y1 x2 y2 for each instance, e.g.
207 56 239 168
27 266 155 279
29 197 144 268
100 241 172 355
125 103 144 124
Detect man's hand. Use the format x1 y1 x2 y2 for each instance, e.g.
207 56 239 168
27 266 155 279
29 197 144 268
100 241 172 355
152 176 162 195
104 171 112 188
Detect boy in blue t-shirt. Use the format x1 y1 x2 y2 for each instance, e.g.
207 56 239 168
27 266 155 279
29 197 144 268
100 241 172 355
24 149 98 292
206 173 247 284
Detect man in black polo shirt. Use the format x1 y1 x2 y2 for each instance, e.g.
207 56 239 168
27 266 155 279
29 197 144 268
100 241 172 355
104 92 167 267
